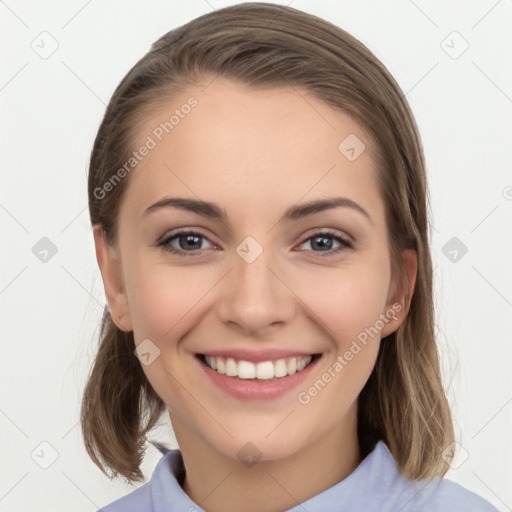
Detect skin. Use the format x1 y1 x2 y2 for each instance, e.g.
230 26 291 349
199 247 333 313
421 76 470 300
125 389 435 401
94 77 417 512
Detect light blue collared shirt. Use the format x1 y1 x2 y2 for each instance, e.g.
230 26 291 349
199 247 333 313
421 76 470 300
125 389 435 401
97 441 499 511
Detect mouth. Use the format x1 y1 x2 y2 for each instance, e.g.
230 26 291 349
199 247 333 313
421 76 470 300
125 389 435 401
197 353 321 381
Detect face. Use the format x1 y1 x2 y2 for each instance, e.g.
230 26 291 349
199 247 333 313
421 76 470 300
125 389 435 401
95 77 415 465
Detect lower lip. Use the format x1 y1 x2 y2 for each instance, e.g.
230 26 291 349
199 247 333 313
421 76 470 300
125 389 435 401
197 355 320 400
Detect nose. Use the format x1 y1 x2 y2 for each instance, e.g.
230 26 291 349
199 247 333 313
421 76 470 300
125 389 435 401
217 245 296 338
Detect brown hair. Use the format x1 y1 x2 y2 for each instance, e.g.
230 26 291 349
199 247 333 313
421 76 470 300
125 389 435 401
82 2 454 483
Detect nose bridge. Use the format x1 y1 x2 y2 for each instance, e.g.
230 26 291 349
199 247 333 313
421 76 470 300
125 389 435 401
217 235 295 334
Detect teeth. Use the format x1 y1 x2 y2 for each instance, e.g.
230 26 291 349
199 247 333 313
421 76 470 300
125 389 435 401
297 358 307 371
225 358 237 377
256 361 274 380
239 360 256 379
287 358 297 375
203 355 313 380
216 358 226 374
274 359 288 378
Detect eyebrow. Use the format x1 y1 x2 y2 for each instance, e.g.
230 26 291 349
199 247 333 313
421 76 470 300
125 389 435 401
144 196 372 225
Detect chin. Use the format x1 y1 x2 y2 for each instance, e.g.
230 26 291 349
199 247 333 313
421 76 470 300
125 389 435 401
204 418 312 464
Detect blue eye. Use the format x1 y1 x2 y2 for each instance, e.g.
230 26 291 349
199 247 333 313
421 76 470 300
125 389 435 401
157 229 214 256
297 230 352 256
157 229 352 257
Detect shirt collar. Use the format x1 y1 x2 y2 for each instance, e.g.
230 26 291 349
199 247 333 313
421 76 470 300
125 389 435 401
150 441 396 512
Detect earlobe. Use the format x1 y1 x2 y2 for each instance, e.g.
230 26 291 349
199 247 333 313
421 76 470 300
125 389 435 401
93 225 133 332
381 249 418 339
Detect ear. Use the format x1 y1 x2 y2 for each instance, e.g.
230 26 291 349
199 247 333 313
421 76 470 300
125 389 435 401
380 249 417 338
93 225 133 332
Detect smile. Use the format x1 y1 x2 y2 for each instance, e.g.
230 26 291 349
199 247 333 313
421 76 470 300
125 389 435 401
200 354 315 381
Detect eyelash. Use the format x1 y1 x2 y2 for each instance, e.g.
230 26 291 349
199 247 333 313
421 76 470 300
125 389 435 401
156 228 353 258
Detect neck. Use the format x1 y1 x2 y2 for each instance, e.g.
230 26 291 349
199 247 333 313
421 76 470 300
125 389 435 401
174 409 361 512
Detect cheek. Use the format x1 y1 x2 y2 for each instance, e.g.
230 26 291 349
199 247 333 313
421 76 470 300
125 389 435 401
295 265 388 419
124 261 215 409
296 259 390 348
125 259 216 341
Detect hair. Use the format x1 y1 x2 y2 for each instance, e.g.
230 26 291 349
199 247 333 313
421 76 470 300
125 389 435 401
82 2 454 483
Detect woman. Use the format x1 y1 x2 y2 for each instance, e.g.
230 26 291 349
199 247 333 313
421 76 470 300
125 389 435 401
82 3 499 510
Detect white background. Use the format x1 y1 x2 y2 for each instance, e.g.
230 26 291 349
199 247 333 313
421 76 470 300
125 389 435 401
1 1 511 510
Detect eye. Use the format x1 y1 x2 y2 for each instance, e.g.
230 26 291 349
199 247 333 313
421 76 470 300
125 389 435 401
156 228 352 258
157 229 215 256
297 230 352 257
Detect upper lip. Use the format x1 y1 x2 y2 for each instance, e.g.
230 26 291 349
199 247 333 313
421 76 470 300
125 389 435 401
198 349 317 363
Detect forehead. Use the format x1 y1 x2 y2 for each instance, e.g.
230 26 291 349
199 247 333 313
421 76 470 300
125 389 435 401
121 77 385 228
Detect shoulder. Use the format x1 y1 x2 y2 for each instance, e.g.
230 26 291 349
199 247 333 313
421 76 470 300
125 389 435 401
297 441 500 512
356 442 500 512
95 448 177 512
95 481 152 512
405 477 501 512
373 444 499 512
